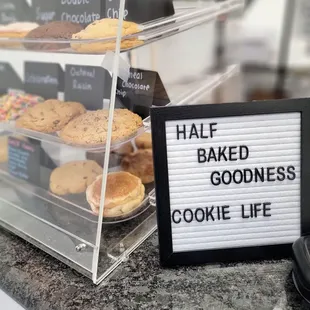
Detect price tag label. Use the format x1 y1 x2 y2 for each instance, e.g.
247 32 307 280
58 0 102 25
0 62 23 93
151 99 310 266
64 64 112 110
117 68 169 118
8 137 41 185
24 62 64 99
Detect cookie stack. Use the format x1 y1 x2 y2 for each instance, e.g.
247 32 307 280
86 171 145 217
49 162 146 219
84 132 154 218
121 132 154 184
48 132 153 219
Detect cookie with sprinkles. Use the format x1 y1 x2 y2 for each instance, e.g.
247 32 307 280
0 93 44 121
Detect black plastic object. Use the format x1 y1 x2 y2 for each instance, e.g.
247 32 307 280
124 0 175 24
292 236 310 303
117 68 170 119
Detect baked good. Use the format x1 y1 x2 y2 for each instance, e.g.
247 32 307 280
0 22 38 37
0 22 38 47
60 109 142 146
16 99 86 133
0 136 8 163
135 132 152 149
113 141 133 155
0 93 44 121
50 160 102 195
86 151 123 168
24 21 83 50
86 171 145 217
121 149 154 184
71 18 143 53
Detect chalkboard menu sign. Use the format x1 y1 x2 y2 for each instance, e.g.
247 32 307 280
0 0 174 26
105 0 174 23
0 62 23 94
24 62 64 99
31 0 57 24
105 0 128 20
117 68 170 118
0 0 32 24
58 0 102 25
8 137 41 185
151 99 310 267
64 64 112 110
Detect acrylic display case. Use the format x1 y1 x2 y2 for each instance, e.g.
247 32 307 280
0 0 244 284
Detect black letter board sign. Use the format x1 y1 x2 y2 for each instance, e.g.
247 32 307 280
8 137 40 185
105 0 175 23
64 64 112 110
117 68 170 118
151 99 310 267
0 62 23 93
24 62 64 99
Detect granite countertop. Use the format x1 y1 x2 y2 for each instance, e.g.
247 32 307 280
0 228 309 310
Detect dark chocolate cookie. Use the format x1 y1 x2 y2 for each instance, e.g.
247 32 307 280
24 21 83 50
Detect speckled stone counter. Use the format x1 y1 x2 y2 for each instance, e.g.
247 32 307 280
0 228 309 310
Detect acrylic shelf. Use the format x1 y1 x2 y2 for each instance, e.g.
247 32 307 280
0 65 240 150
0 0 244 54
0 64 240 149
0 0 244 284
0 174 157 280
0 161 155 224
0 121 147 152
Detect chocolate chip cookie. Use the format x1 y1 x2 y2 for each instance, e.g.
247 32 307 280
121 149 154 184
59 109 143 146
71 18 143 53
50 160 103 195
135 132 152 149
16 99 86 133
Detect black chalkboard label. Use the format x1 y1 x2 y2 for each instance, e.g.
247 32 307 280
8 137 40 185
0 62 23 93
24 62 64 99
105 0 174 23
117 68 170 118
58 0 102 25
65 65 112 110
0 0 32 24
105 0 128 20
31 0 57 24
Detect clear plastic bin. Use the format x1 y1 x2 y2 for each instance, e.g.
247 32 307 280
0 0 244 284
